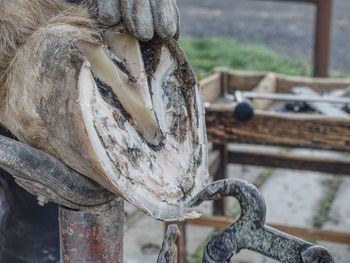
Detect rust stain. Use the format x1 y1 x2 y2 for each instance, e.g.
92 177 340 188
60 202 123 263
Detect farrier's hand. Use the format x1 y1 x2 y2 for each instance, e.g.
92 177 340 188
79 0 179 41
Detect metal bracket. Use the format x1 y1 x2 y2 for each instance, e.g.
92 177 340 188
186 179 334 263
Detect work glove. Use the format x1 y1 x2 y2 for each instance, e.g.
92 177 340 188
71 0 180 41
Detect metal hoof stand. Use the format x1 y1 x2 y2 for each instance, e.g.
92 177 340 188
59 199 124 263
0 125 337 262
1 68 348 262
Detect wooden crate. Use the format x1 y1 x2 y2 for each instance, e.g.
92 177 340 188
203 68 350 158
170 68 350 262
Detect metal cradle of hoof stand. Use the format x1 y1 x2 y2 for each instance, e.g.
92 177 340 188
0 132 337 263
166 67 350 263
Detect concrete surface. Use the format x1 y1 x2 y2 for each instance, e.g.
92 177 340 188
124 147 350 263
319 177 350 263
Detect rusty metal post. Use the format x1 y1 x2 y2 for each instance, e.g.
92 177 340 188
314 0 333 77
59 198 124 263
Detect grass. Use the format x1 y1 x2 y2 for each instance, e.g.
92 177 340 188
188 242 206 263
313 177 342 229
179 37 311 80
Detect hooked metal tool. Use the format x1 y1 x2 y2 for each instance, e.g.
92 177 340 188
157 224 179 263
187 179 334 263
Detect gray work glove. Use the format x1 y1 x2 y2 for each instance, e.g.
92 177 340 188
83 0 179 41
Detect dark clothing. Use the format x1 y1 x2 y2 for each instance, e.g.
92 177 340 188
0 128 59 263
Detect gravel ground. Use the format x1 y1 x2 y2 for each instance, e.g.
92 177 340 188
178 0 350 74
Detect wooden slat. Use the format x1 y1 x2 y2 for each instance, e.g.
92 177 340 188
212 68 350 94
227 149 350 175
208 150 221 177
209 69 229 216
251 72 277 110
206 106 350 152
277 74 350 93
271 224 350 245
187 215 350 244
314 0 333 77
212 145 228 215
215 68 267 94
262 0 317 3
200 72 222 103
187 215 233 228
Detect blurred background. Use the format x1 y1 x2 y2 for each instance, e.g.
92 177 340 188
125 1 350 263
1 1 349 263
177 0 350 79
